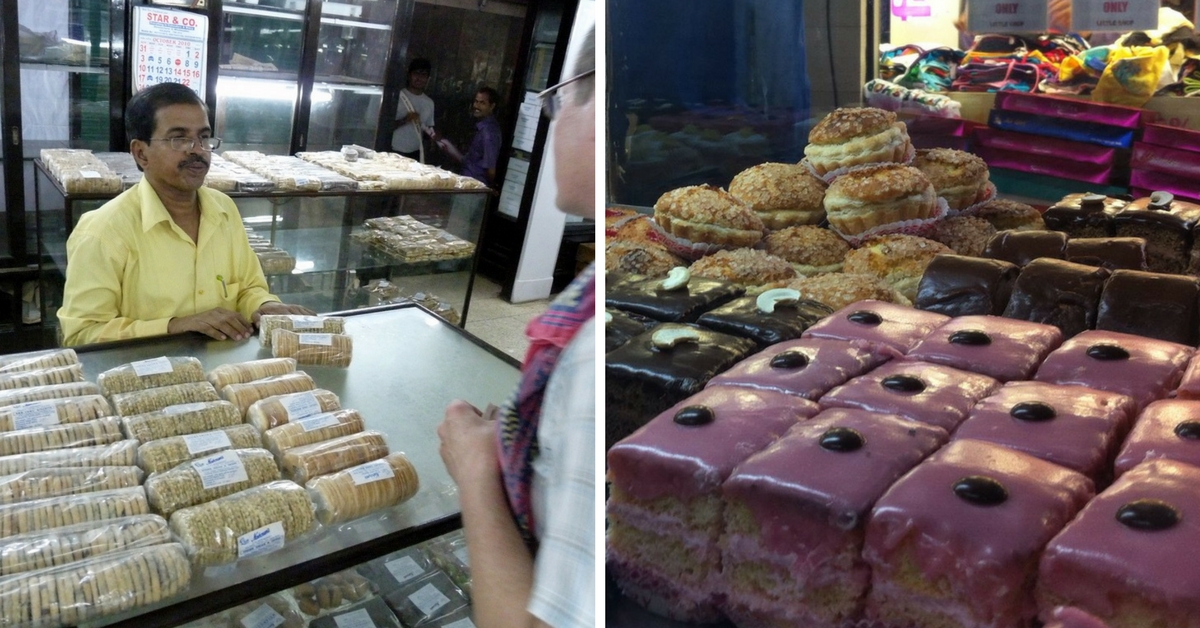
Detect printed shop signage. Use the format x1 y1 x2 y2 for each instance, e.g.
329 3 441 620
967 0 1050 33
132 6 208 98
1072 0 1158 32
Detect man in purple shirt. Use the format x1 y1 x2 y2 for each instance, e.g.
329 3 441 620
459 87 503 187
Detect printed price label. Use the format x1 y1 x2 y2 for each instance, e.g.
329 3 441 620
295 412 340 432
332 608 376 628
191 452 249 489
240 603 285 628
237 521 285 559
289 315 325 330
349 459 395 485
298 333 333 346
282 392 322 420
1072 0 1158 32
966 0 1049 32
183 429 233 455
131 356 174 376
384 556 425 584
164 402 211 416
294 176 315 188
453 547 470 567
80 170 102 179
444 618 476 628
409 583 450 617
10 401 61 430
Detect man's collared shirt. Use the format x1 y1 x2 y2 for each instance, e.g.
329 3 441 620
462 115 502 185
59 180 278 346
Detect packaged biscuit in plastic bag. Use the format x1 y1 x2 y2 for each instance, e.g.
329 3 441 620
0 395 112 432
0 441 139 474
262 408 363 457
145 448 280 518
0 382 103 409
290 568 374 616
258 315 346 348
0 417 124 456
0 466 143 505
222 373 316 417
228 592 306 628
0 514 170 578
0 486 150 538
246 389 341 432
0 364 85 391
0 349 78 375
206 358 297 392
120 400 241 443
280 431 388 484
382 570 468 627
110 382 220 417
308 597 402 628
306 452 419 526
169 480 315 566
271 330 353 368
97 356 206 396
137 425 263 475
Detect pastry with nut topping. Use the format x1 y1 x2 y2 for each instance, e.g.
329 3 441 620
653 185 764 255
803 107 912 176
688 249 797 294
728 163 827 230
970 198 1045 231
931 215 997 257
823 164 937 237
787 273 911 310
911 148 991 211
605 240 685 278
842 234 951 302
763 226 851 276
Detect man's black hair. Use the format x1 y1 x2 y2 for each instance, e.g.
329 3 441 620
477 87 500 108
126 82 207 144
409 58 432 75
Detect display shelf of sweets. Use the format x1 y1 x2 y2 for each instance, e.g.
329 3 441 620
297 147 489 191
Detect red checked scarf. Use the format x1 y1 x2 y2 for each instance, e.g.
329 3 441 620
497 263 596 551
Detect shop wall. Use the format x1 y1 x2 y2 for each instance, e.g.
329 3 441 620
804 0 870 118
19 0 70 143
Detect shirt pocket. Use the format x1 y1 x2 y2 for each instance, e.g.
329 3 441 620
219 281 241 309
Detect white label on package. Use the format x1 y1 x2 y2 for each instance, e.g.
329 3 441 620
332 608 376 628
191 452 249 489
294 412 340 432
80 170 102 179
237 521 285 559
10 401 61 430
131 356 174 377
409 583 450 617
1072 0 1158 32
298 333 333 346
444 619 477 628
183 429 233 455
453 547 470 567
164 402 211 416
385 556 425 584
966 0 1048 33
239 603 285 628
349 459 395 485
282 392 322 420
288 315 324 330
294 176 315 187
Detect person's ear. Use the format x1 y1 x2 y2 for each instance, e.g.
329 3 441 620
130 139 150 169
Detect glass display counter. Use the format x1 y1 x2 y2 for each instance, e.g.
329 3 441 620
59 303 521 627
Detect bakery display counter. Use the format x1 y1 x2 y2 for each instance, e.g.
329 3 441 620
51 303 520 628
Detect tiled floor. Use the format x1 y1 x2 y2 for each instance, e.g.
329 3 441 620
463 275 550 363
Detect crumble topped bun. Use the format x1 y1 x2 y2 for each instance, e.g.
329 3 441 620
654 185 765 251
728 163 826 230
688 248 797 294
605 240 685 277
971 198 1046 231
931 215 998 257
912 148 991 211
823 164 937 237
843 234 951 302
803 107 912 176
763 226 851 275
787 273 911 310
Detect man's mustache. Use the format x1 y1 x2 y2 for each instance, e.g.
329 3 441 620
180 156 209 168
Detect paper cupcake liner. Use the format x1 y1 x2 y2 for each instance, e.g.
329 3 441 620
832 197 950 247
645 219 734 261
946 181 999 218
802 142 917 185
604 209 643 239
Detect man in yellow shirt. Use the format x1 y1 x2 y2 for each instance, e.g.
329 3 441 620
58 82 312 347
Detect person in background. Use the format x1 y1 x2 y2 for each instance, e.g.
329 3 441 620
393 58 436 162
436 25 596 628
438 87 503 187
58 82 313 347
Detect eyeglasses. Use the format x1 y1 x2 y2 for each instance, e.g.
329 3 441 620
148 137 222 152
538 69 595 120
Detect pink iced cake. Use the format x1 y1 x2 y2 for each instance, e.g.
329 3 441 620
706 337 898 400
1037 459 1200 628
905 315 1064 382
719 408 948 628
819 360 1000 432
1173 353 1200 400
801 300 950 353
606 385 819 622
953 381 1137 482
1034 329 1193 411
1113 399 1200 478
1043 607 1113 628
864 439 1095 628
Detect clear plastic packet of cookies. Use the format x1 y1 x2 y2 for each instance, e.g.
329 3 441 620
97 356 207 397
0 466 143 506
308 597 402 628
262 409 364 459
0 542 191 626
382 570 469 628
228 592 306 628
145 448 281 518
271 329 353 368
0 349 78 375
0 441 139 475
831 197 950 248
0 382 103 409
245 389 341 432
222 373 316 418
138 425 263 476
168 480 316 567
0 486 150 538
0 514 170 578
279 431 389 485
357 547 435 595
0 395 112 432
257 250 297 275
258 315 346 348
0 364 85 391
110 381 221 417
0 417 124 456
290 568 375 616
306 452 419 526
120 400 242 443
205 357 298 392
423 533 472 599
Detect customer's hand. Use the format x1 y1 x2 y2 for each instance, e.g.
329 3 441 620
168 308 253 341
438 400 498 485
253 301 315 324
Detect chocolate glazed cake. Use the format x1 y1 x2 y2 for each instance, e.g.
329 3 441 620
696 290 834 347
915 254 1020 317
1096 269 1200 346
1112 192 1200 274
1066 237 1149 271
1003 258 1110 338
1043 192 1128 238
981 230 1068 268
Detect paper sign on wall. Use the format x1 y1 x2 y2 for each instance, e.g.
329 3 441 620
1072 0 1159 33
132 6 208 98
967 0 1049 33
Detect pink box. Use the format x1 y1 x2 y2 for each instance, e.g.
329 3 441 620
995 91 1146 129
1131 169 1200 204
1142 122 1200 154
975 127 1115 165
977 145 1114 185
1131 142 1200 179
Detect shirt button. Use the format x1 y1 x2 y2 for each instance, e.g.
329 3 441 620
198 290 205 295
